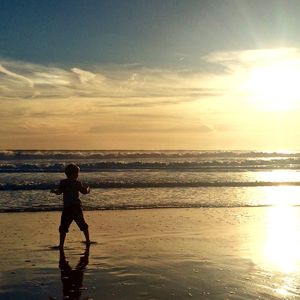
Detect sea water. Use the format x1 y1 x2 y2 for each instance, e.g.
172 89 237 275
1 150 300 212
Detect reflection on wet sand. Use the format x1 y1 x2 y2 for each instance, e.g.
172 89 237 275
239 184 300 298
264 206 300 273
59 245 90 299
263 205 300 297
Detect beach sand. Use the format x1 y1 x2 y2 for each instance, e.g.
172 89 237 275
1 207 300 299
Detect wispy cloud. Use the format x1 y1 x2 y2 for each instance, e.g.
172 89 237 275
0 64 34 87
204 47 300 68
0 58 223 106
71 67 97 84
2 48 299 104
88 121 214 134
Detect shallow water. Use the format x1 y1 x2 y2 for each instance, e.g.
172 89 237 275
2 150 300 212
3 185 300 212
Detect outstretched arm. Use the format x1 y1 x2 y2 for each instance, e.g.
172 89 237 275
51 180 63 195
79 183 90 194
51 188 63 195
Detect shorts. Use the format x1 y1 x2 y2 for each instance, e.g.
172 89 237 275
59 203 88 233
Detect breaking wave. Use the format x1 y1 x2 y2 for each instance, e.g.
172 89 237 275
1 159 300 173
1 150 300 160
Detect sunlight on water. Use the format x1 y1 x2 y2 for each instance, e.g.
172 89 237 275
256 170 300 183
254 171 300 206
275 276 297 298
262 186 300 206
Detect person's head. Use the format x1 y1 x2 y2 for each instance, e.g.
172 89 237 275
64 163 80 179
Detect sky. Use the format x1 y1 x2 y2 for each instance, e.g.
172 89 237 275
1 0 300 150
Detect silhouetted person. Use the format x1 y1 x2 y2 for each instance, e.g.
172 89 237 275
59 244 90 299
51 163 90 248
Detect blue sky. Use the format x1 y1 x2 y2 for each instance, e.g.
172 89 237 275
2 0 300 67
2 0 300 149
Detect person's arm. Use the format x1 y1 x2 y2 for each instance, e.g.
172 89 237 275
51 188 63 195
51 181 63 195
79 181 90 194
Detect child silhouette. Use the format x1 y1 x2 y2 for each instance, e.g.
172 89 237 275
51 163 90 248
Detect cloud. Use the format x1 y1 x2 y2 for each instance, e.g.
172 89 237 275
2 47 299 105
0 64 34 87
71 67 97 84
0 58 223 106
3 48 300 149
88 122 214 134
203 47 300 68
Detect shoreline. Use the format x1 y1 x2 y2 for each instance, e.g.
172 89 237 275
3 203 300 214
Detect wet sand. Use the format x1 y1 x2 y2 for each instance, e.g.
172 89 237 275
1 207 300 299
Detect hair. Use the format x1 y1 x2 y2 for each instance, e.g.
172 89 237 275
64 163 80 178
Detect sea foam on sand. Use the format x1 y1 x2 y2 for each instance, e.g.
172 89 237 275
1 207 300 299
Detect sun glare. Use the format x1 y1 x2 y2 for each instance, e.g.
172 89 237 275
243 62 300 111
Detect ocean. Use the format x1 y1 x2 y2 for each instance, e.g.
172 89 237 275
1 150 300 212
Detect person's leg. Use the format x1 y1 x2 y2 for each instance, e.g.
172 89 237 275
59 208 73 248
83 228 90 244
74 205 90 243
59 231 67 249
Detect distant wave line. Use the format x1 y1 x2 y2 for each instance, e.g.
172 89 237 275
1 150 300 160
